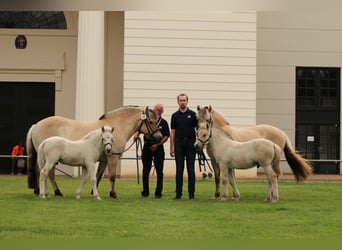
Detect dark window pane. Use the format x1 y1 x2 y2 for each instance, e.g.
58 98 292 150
0 11 66 29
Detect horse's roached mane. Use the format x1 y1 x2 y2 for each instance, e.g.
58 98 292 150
99 105 141 120
212 125 233 140
198 106 230 126
211 110 230 126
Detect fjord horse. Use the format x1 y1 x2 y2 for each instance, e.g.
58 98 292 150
38 126 114 200
195 124 282 202
196 105 312 200
27 106 162 199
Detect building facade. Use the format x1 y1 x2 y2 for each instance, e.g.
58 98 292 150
0 11 340 177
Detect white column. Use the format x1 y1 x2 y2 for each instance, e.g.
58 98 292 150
76 11 105 121
74 11 104 177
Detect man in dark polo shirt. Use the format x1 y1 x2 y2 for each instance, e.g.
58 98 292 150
170 93 198 200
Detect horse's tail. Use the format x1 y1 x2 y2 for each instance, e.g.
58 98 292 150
283 134 313 181
26 124 38 190
272 144 282 177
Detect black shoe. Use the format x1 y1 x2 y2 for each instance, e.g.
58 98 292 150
141 191 149 198
155 194 162 199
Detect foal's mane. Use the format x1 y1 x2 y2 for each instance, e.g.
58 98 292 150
99 105 141 120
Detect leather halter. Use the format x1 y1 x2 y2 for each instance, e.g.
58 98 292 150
136 109 160 138
196 116 213 146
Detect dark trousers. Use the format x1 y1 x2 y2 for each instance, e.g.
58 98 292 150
141 144 165 196
11 159 17 174
174 140 196 198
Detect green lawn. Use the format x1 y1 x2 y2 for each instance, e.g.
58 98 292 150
0 175 341 239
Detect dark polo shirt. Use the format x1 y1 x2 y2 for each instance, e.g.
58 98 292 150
171 108 197 142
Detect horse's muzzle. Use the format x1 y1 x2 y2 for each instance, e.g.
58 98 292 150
194 141 204 153
104 144 112 154
151 133 162 144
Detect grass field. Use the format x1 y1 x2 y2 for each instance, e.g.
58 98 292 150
0 175 341 240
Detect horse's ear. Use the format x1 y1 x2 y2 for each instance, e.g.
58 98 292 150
111 127 114 133
144 106 149 117
197 105 201 111
101 126 105 133
208 105 212 112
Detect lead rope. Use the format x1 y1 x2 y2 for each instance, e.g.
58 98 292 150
197 149 213 179
135 137 143 184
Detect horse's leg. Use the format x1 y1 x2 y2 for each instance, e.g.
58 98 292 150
75 167 88 199
95 160 106 191
228 168 240 201
272 177 279 202
39 168 46 199
211 160 221 198
88 165 101 200
107 155 119 199
263 165 278 202
48 164 63 196
39 164 50 199
220 167 229 201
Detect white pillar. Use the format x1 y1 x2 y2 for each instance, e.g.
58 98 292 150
74 11 104 177
76 11 105 121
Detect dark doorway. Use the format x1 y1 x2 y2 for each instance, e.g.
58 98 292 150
0 82 55 174
296 67 340 174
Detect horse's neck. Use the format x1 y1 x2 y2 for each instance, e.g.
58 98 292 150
105 110 141 141
82 129 101 146
212 112 230 128
208 128 234 154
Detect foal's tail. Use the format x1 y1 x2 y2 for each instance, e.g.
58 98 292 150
283 134 313 181
271 144 282 177
37 142 46 174
26 124 39 190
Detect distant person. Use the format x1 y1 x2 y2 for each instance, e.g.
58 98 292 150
11 141 25 175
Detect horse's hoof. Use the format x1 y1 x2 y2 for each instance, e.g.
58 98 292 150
96 196 102 200
34 188 40 196
39 194 46 199
109 191 118 199
271 197 279 203
76 195 81 199
220 197 227 201
232 196 240 202
55 189 64 197
214 192 220 198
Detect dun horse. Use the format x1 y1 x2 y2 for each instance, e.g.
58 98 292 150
195 123 282 202
196 105 313 199
38 126 114 200
27 106 162 198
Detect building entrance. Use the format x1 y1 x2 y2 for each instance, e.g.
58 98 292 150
0 82 55 174
296 67 340 174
